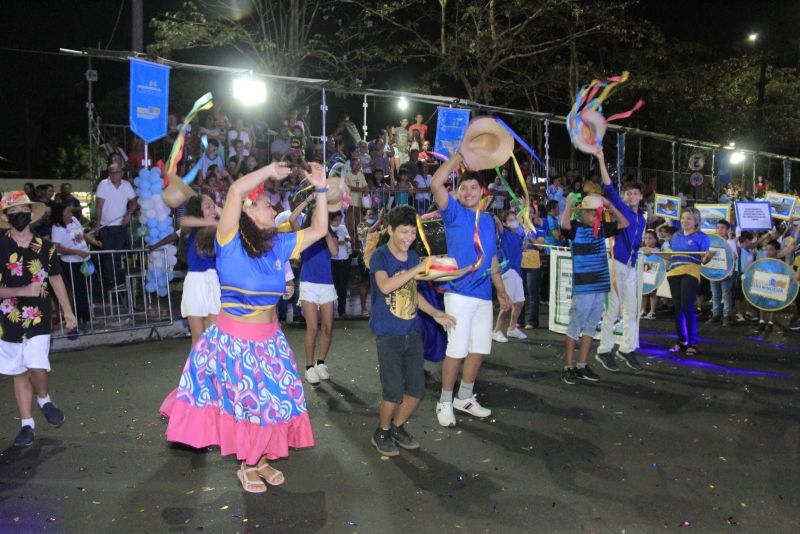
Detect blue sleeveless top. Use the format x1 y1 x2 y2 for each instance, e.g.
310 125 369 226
215 227 304 316
186 229 216 272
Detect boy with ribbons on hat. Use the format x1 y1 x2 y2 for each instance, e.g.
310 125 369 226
560 192 629 385
0 191 77 447
429 151 512 428
593 150 647 373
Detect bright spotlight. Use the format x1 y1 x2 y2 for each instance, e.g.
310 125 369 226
727 141 736 148
748 33 759 43
397 97 409 111
233 77 267 105
730 151 746 165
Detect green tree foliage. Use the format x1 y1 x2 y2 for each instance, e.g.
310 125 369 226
44 136 91 181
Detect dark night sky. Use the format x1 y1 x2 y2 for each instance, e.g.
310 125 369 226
0 0 797 178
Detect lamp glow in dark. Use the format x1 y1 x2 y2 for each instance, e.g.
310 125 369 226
232 77 267 105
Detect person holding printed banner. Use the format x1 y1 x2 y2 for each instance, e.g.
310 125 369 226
594 150 647 373
706 220 737 327
665 208 714 356
430 152 512 428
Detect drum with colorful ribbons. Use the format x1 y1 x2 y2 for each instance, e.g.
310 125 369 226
701 233 735 281
642 253 666 295
413 213 447 257
742 258 799 312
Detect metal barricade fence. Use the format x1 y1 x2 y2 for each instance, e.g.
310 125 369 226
51 247 181 339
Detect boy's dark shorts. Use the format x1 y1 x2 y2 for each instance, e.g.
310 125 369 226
376 331 425 403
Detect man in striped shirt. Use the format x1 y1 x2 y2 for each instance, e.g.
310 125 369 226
560 192 629 384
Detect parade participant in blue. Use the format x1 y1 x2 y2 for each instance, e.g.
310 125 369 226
492 210 527 342
368 205 456 457
594 149 647 373
559 193 629 385
160 161 331 494
430 151 512 429
665 207 714 356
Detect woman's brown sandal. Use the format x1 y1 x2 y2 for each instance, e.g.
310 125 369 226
237 462 267 493
685 345 698 356
257 458 285 486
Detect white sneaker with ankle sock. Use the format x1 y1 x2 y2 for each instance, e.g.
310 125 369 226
314 362 330 380
453 395 491 418
506 327 527 339
491 330 508 343
436 402 456 427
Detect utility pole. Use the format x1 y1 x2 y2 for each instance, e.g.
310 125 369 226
132 0 143 52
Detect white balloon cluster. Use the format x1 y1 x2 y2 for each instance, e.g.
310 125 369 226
133 168 178 296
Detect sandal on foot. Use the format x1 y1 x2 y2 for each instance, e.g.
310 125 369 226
669 343 687 352
257 459 285 486
237 463 267 493
685 346 698 356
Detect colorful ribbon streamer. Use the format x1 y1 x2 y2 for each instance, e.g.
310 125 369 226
166 92 214 177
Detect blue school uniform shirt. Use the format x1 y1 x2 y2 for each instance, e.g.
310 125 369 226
565 220 618 294
603 183 646 265
300 237 334 284
186 229 216 272
215 227 303 316
667 230 710 280
500 228 523 276
545 214 562 249
369 245 420 336
440 194 497 301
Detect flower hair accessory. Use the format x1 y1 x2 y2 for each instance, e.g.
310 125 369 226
247 182 266 203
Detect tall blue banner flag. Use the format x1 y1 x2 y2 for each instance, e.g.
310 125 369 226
434 107 471 158
129 58 170 143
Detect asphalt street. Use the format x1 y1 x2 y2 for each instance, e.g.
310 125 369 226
0 317 798 533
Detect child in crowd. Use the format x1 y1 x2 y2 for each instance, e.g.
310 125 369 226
756 240 783 333
734 231 756 322
329 212 352 318
656 222 676 250
707 219 737 327
640 229 660 320
492 211 527 342
560 194 628 384
369 206 455 456
394 170 413 206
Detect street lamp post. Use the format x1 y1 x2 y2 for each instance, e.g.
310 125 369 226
748 33 767 147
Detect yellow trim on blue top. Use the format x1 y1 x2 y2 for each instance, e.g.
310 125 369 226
221 303 277 311
220 286 284 296
217 225 239 247
290 230 305 260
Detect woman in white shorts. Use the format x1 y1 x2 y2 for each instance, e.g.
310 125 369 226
291 198 339 385
179 195 221 345
492 211 528 342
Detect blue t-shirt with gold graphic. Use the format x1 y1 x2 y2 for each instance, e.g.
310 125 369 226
369 245 420 336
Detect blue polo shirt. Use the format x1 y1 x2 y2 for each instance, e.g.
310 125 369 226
440 194 497 301
603 183 646 266
500 228 523 276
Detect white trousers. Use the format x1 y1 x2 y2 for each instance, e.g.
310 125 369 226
598 260 640 354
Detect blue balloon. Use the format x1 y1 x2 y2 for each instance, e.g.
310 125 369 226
134 177 141 186
157 287 168 297
145 282 157 293
168 271 175 282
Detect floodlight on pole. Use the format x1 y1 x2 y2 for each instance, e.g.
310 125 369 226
397 97 409 111
748 33 759 43
730 151 746 165
233 77 267 105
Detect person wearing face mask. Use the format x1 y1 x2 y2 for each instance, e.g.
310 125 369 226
491 211 528 342
0 191 78 448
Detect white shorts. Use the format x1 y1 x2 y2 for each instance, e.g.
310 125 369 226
443 293 493 358
181 270 222 318
0 335 52 376
299 281 337 305
502 270 525 303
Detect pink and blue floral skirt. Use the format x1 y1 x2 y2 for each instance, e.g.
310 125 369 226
160 314 314 464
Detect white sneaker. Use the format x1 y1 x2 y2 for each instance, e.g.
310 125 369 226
453 395 491 418
491 330 508 343
314 362 330 380
436 401 456 428
305 366 320 384
506 327 527 340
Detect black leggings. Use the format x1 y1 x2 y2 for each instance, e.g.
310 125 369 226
668 274 699 346
331 259 350 316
